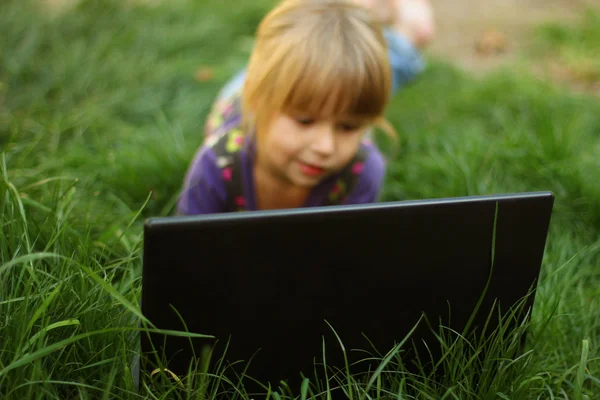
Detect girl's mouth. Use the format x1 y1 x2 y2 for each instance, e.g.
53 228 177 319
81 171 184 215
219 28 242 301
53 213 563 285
298 162 325 177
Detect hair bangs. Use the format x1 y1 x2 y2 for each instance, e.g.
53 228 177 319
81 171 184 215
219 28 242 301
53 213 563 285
280 29 389 120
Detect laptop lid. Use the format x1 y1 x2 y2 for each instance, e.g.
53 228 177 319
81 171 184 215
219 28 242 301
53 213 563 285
140 191 554 391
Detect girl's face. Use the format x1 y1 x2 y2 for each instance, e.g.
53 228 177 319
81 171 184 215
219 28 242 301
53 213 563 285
255 111 369 188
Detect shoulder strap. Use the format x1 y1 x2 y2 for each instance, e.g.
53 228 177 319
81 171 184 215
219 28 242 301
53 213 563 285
325 145 368 206
205 92 247 213
209 128 247 212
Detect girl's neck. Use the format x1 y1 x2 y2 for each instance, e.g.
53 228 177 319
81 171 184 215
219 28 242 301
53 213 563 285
253 162 311 210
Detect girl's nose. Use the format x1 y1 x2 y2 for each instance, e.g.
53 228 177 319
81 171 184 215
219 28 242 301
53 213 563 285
311 123 335 156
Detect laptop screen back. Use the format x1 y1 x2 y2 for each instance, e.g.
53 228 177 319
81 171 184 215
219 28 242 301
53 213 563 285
140 192 553 390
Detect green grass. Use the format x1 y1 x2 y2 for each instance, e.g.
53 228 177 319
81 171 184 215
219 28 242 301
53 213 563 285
1 0 600 398
532 9 600 85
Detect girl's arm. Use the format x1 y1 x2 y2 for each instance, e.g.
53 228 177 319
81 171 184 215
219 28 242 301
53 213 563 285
176 148 228 215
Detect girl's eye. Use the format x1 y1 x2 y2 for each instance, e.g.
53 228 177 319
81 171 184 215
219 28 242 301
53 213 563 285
338 123 360 132
296 118 314 126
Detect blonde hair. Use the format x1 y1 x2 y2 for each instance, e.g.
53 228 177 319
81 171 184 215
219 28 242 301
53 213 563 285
242 0 398 144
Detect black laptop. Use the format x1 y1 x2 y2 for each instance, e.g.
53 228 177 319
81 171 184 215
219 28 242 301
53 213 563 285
139 191 554 394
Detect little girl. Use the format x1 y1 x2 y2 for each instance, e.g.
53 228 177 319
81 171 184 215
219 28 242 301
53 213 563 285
176 0 434 215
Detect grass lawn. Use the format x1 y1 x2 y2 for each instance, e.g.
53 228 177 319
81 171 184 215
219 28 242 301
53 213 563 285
1 0 599 398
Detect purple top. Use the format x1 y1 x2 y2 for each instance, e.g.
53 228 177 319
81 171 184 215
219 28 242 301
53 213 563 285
177 132 386 215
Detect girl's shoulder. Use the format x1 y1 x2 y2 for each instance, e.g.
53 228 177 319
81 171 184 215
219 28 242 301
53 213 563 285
177 118 250 215
177 75 251 215
330 140 386 205
202 79 250 170
204 70 247 138
359 139 386 179
204 94 243 140
322 140 386 206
